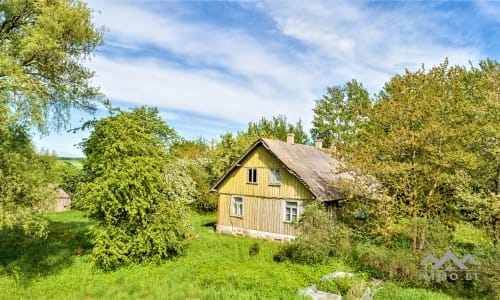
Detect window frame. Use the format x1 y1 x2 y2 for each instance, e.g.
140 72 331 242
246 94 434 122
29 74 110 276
269 168 282 186
231 195 244 217
246 168 258 184
284 200 299 223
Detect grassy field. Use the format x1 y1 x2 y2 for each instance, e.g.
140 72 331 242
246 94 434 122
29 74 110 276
0 211 459 299
58 158 83 170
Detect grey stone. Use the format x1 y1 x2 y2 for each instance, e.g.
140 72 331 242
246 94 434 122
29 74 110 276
320 271 354 281
297 285 342 300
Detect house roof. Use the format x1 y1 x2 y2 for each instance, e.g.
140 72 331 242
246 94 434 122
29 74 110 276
211 138 352 201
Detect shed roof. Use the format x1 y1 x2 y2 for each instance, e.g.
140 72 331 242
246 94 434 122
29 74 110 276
211 138 352 201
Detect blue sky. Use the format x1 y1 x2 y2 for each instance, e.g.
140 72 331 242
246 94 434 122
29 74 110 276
35 0 500 157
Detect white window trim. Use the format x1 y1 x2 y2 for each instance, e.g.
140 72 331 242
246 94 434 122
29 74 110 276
230 195 244 217
283 200 299 223
269 168 282 186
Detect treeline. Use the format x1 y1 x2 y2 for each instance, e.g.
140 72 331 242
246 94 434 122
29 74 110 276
274 60 499 299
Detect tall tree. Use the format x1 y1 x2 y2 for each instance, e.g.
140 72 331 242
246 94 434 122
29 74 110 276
0 119 57 237
0 0 105 236
209 115 309 183
349 59 500 249
247 115 309 145
311 79 371 148
0 0 105 133
76 107 193 270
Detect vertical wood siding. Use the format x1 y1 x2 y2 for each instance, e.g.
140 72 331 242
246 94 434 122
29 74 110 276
216 145 313 236
218 145 313 200
218 194 308 236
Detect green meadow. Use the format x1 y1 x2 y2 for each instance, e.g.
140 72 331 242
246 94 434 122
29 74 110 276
0 211 458 300
58 158 84 170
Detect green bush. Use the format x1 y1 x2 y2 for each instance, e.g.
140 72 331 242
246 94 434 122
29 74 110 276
76 108 193 270
317 276 353 296
290 201 352 264
353 243 419 284
248 241 260 256
272 243 295 262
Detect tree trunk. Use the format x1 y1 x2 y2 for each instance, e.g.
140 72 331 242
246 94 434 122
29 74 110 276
496 159 500 195
412 211 418 252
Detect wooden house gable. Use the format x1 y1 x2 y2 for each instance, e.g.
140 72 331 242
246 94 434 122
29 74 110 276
217 145 313 200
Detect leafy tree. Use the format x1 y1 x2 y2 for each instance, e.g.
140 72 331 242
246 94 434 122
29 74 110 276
0 0 104 236
75 107 193 270
0 0 106 133
348 59 499 250
171 139 218 211
451 60 500 244
247 115 309 145
0 120 56 237
311 79 371 148
209 115 309 183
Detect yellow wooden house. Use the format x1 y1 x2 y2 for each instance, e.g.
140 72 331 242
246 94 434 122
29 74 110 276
211 134 350 241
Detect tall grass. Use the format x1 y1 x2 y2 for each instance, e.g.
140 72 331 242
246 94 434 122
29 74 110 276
0 211 467 299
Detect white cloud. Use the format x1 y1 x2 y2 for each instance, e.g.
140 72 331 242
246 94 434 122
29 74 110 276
475 1 500 23
87 1 319 126
85 0 485 137
38 1 493 156
259 1 483 91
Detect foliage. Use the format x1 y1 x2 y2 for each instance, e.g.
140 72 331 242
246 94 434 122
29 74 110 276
310 79 371 148
0 0 106 133
75 107 192 270
0 211 354 300
247 114 310 145
248 241 260 256
0 121 59 237
209 114 309 184
317 276 353 297
59 164 83 197
171 139 218 211
0 0 104 238
347 59 500 249
275 201 352 264
352 243 420 284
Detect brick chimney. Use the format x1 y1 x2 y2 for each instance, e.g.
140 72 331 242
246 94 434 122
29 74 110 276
315 139 323 149
286 133 295 145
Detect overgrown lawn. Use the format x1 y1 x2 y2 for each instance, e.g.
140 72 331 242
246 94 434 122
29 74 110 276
0 211 460 299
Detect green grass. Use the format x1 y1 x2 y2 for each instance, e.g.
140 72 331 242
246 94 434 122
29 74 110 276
58 159 83 170
0 211 463 299
375 282 456 300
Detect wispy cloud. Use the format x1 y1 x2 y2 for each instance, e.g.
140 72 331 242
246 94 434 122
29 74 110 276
37 1 497 156
88 1 318 124
259 1 483 91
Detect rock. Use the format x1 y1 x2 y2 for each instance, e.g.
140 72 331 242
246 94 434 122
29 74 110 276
320 271 354 281
360 278 384 300
297 285 342 300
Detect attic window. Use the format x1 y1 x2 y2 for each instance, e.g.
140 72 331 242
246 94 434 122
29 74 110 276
247 168 258 184
269 168 282 185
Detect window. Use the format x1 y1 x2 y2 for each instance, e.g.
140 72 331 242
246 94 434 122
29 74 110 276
231 196 244 217
247 168 258 184
269 168 282 185
284 201 299 222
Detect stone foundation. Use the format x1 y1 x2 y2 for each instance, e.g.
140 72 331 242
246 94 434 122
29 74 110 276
216 224 295 242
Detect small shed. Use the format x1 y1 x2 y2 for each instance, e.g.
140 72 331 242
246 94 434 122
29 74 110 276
52 188 71 212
